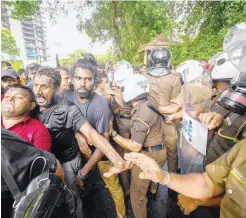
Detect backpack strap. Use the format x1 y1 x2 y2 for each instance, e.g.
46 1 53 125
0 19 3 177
1 154 21 200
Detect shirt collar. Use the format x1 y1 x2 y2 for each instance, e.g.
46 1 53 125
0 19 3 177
1 116 31 128
131 99 147 115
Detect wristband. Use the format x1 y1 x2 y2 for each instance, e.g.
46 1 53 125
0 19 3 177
77 170 88 182
111 131 118 138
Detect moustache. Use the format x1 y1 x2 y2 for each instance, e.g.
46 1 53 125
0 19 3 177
35 94 46 100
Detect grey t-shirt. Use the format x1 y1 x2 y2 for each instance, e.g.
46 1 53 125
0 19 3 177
61 92 110 134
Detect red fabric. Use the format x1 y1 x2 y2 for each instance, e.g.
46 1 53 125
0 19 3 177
205 64 213 72
1 116 52 151
1 94 5 101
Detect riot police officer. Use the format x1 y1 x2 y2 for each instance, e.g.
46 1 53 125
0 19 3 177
144 48 181 173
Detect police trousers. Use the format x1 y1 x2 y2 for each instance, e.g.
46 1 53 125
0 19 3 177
62 153 84 218
98 161 126 218
162 121 178 172
130 148 167 218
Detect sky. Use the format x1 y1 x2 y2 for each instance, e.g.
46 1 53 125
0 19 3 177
44 3 111 59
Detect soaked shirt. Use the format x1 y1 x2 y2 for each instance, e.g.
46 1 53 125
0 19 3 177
206 139 246 218
131 99 164 147
38 100 87 162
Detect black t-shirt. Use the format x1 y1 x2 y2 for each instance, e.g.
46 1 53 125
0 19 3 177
61 92 110 134
1 129 57 218
38 100 87 162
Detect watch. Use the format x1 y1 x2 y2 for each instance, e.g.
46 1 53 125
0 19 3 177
77 171 88 182
111 131 118 138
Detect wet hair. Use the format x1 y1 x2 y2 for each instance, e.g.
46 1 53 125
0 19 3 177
5 84 35 102
1 61 12 69
71 59 100 84
35 66 61 90
17 68 25 75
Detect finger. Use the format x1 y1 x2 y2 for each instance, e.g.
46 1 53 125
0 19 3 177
139 172 153 180
180 206 184 212
199 113 205 123
184 210 190 215
177 202 181 207
103 168 116 178
205 113 214 126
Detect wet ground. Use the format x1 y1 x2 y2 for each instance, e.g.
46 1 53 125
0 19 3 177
81 164 182 218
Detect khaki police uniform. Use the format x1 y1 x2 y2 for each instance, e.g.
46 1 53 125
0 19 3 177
130 99 167 218
113 88 132 138
145 72 181 172
206 112 246 165
96 90 126 218
206 139 246 218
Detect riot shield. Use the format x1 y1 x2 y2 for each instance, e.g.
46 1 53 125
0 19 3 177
181 71 212 174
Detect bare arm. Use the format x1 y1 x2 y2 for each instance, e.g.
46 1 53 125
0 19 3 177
79 132 109 177
158 103 180 114
112 134 142 152
80 122 123 165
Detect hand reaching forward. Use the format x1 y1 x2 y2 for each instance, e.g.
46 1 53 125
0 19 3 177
177 194 198 215
124 152 166 183
103 160 133 178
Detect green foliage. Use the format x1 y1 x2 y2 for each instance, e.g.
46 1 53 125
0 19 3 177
1 28 20 58
77 1 246 67
77 1 174 65
61 49 87 66
3 1 41 21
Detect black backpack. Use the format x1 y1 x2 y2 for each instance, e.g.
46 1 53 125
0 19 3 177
1 129 76 218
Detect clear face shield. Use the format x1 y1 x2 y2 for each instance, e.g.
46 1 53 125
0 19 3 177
181 70 212 174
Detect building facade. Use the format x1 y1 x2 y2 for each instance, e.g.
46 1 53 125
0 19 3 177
1 4 48 63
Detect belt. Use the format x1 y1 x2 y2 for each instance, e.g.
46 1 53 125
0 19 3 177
142 144 165 152
118 115 131 119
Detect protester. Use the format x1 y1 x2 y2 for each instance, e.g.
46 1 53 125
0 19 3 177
25 63 40 90
1 85 51 151
200 58 213 72
54 67 73 92
18 68 27 85
63 59 126 218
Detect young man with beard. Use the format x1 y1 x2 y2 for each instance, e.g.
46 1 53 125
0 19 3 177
54 67 73 93
33 66 128 218
1 85 51 151
61 59 126 218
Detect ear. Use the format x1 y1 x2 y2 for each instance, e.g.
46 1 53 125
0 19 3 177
30 102 36 111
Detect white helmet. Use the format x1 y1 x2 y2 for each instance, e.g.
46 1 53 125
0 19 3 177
211 52 240 81
176 60 204 83
114 60 134 87
122 74 149 103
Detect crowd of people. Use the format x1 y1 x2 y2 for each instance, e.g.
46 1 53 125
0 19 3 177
1 22 245 218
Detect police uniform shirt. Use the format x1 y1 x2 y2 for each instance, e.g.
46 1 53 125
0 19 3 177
144 73 181 107
38 100 87 163
206 139 246 218
171 84 212 109
131 99 164 147
62 92 110 134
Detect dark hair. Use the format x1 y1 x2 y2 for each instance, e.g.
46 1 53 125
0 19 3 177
17 68 25 75
200 59 208 63
82 53 97 66
35 66 61 90
97 73 108 86
71 59 100 84
25 63 40 74
5 84 35 102
1 61 12 69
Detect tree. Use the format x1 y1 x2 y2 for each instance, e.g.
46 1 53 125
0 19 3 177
2 1 41 21
76 1 174 65
61 49 87 66
1 28 20 60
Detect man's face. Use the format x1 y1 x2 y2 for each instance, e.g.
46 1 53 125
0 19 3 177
60 70 72 91
33 75 55 107
2 88 34 117
73 68 94 98
1 76 19 90
21 72 27 80
98 77 108 90
28 69 36 81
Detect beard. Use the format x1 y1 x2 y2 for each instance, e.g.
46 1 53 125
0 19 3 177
78 90 93 99
1 104 14 116
35 94 52 107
